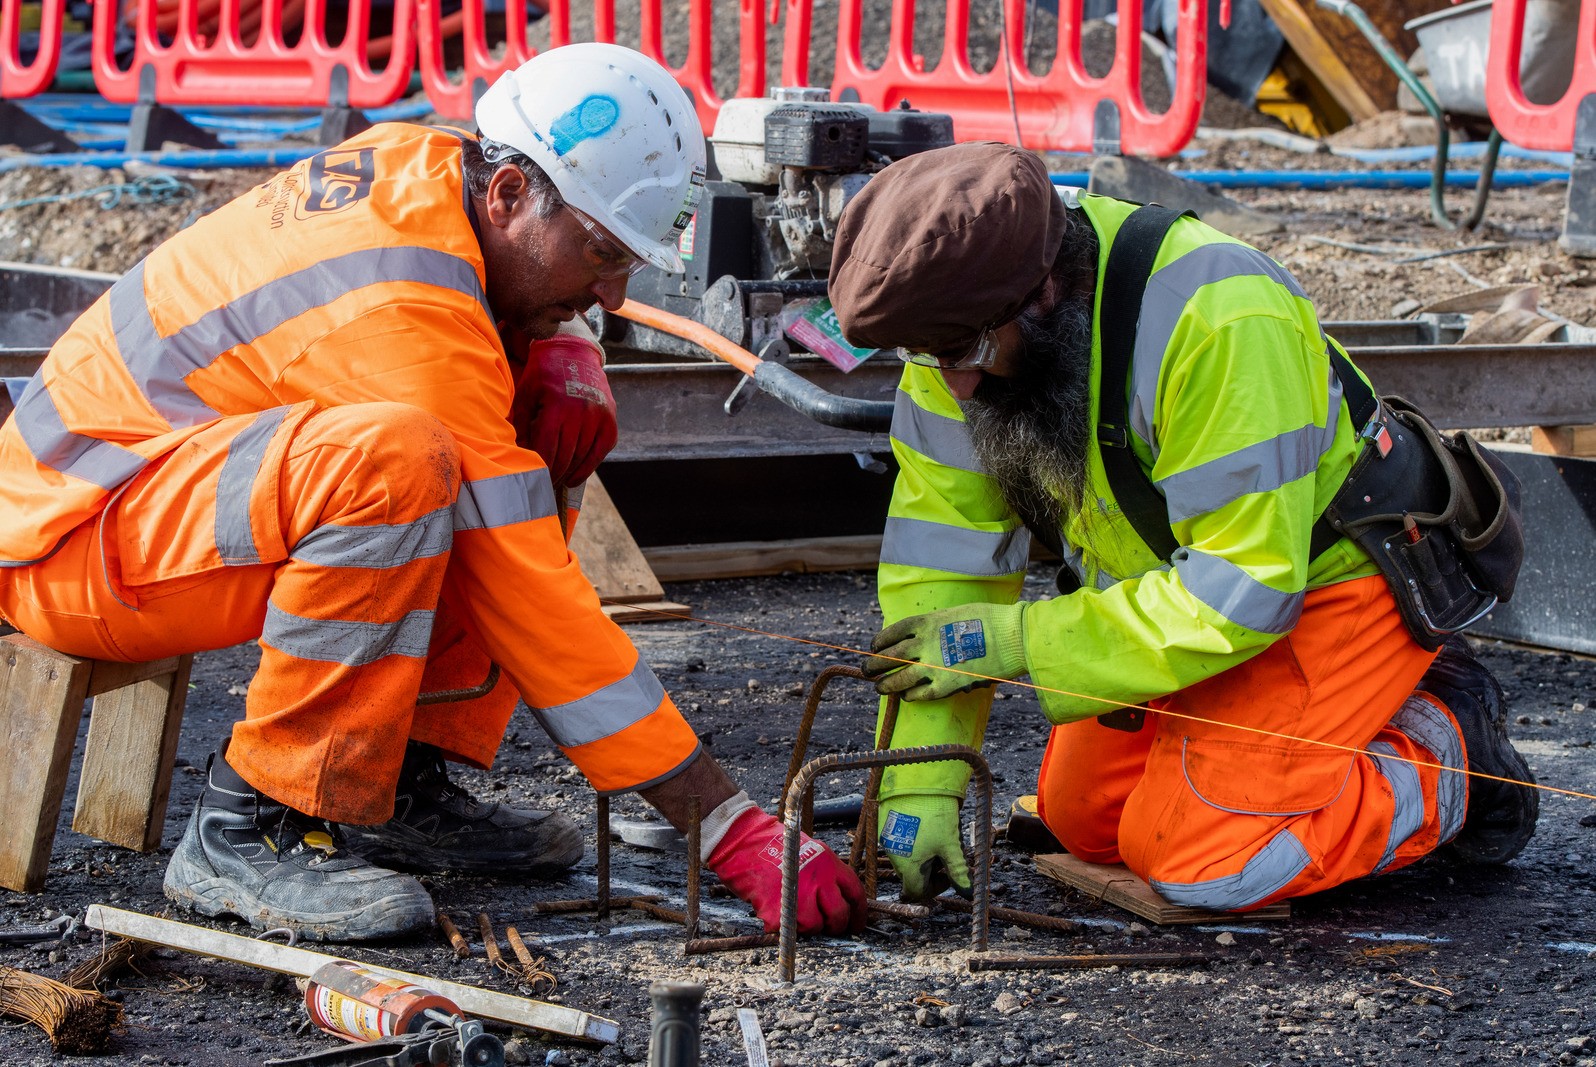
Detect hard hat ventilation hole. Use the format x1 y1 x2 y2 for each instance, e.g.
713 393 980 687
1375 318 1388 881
648 90 659 106
674 133 682 151
664 111 673 127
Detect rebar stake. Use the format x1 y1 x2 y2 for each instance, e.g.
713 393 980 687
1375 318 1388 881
596 794 611 920
779 744 994 983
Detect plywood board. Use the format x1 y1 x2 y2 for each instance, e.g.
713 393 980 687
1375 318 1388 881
643 535 885 582
1256 0 1380 121
569 476 666 604
1034 852 1291 925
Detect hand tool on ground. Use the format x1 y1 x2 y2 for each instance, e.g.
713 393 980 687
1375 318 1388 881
82 905 617 1044
263 1014 503 1067
0 913 77 945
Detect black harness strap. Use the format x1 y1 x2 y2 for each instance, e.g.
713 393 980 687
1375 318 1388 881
1098 204 1374 566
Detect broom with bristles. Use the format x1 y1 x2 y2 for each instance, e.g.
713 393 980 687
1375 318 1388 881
0 963 123 1054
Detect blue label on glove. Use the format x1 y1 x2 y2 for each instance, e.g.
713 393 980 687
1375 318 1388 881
880 810 920 857
939 620 986 667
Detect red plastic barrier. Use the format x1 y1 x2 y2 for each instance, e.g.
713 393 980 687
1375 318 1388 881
1486 0 1596 151
1 0 65 97
92 0 415 108
417 0 765 132
783 0 1205 156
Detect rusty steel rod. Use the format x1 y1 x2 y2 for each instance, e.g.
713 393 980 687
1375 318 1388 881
686 795 702 942
531 895 662 914
596 794 611 920
416 664 501 706
477 913 507 972
968 953 1210 972
631 900 689 925
866 899 932 920
849 692 901 881
684 933 779 956
937 896 1086 935
437 913 470 958
780 665 876 828
780 744 993 983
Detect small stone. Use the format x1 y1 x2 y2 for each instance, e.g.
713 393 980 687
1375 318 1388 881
943 1004 968 1028
992 991 1024 1016
914 1006 942 1027
1215 932 1237 947
1126 922 1150 938
1354 997 1380 1020
1516 715 1533 725
747 678 760 691
1391 298 1421 317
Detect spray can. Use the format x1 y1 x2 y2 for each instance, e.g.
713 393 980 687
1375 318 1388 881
303 960 460 1042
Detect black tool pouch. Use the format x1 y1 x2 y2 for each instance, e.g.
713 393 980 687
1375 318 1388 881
1321 396 1525 651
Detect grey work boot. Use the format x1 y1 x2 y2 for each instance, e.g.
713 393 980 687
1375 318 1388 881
337 742 584 877
1423 637 1540 865
163 750 436 942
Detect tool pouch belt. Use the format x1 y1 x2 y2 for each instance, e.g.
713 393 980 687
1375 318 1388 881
1322 395 1525 651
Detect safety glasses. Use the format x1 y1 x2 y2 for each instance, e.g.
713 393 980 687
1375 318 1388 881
897 325 999 370
565 204 649 279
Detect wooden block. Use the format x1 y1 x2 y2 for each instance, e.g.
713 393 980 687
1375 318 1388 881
73 654 193 852
569 475 666 604
0 634 92 893
599 600 693 625
643 535 885 582
1532 425 1596 457
1034 852 1291 925
1256 0 1381 122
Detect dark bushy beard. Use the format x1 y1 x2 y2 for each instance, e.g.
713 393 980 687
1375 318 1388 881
961 212 1099 540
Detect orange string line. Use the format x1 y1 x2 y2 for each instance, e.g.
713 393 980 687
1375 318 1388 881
602 598 1596 805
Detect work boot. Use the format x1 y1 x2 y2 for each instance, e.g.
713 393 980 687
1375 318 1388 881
1422 637 1540 864
163 750 436 942
337 742 584 877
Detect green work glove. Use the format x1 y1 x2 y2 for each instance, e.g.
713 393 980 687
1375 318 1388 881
878 794 971 901
862 602 1028 702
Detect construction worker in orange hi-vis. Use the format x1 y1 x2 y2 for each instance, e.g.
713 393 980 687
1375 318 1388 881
0 44 865 943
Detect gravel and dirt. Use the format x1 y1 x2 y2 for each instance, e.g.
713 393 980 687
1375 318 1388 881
1 35 1594 1066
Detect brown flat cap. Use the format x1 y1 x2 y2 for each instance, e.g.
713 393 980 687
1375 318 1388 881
828 141 1067 353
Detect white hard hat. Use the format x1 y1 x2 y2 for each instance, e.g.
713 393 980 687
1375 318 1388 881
476 43 707 273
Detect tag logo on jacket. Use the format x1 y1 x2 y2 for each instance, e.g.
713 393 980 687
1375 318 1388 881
300 149 376 216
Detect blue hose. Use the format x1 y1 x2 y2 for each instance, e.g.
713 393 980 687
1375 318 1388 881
1049 169 1567 189
0 147 320 173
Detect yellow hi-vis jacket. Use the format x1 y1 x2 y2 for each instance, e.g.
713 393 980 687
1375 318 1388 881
877 192 1381 801
0 122 698 794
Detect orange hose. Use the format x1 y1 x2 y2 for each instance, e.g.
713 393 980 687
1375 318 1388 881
615 299 763 377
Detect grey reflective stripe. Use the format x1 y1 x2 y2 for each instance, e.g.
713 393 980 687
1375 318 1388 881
1173 548 1303 635
880 516 1030 578
10 377 148 489
1129 242 1311 448
261 602 434 665
291 505 455 569
1391 693 1467 844
1158 420 1332 524
113 248 489 429
453 469 557 531
215 406 290 565
892 390 982 472
529 657 667 749
1367 739 1424 874
1152 828 1310 911
565 481 587 512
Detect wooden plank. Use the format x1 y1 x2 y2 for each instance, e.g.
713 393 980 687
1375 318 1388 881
569 475 666 604
1256 0 1381 122
84 905 621 1044
74 654 193 852
1034 852 1291 926
85 654 183 698
0 634 91 892
643 535 886 582
1532 425 1596 457
600 599 692 624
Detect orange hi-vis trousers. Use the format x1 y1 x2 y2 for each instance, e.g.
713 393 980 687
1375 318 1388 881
0 402 517 824
1035 575 1467 911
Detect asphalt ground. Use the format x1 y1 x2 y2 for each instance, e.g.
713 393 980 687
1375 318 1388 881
1 565 1593 1065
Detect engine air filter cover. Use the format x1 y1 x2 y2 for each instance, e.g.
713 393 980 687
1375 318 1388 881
764 105 870 169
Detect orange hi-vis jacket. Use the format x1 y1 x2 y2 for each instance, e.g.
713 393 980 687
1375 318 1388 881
0 122 699 794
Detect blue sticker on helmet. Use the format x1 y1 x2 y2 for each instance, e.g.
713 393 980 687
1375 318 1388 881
939 620 986 666
548 95 620 156
881 810 920 857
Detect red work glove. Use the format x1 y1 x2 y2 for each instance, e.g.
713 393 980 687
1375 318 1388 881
706 808 867 937
505 330 618 487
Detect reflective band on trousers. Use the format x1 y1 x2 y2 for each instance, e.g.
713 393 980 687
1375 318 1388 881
880 515 1030 578
529 656 667 749
291 506 456 570
1390 693 1467 843
215 406 292 565
261 601 435 665
108 249 489 430
1152 828 1311 911
453 469 557 531
1173 548 1303 635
